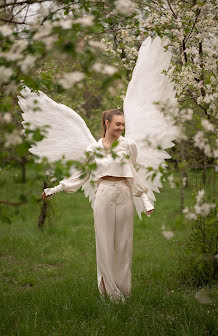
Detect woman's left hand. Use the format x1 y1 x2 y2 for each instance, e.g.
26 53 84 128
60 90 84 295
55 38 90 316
146 209 154 215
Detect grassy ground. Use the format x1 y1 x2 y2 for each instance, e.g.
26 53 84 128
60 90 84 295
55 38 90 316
0 167 217 336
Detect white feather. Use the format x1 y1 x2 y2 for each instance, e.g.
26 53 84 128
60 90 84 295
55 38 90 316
18 86 96 164
124 36 179 219
18 86 97 203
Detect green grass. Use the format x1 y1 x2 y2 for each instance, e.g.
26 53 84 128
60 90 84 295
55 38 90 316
0 167 217 335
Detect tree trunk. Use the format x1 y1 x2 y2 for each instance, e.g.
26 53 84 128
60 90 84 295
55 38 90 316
38 181 48 230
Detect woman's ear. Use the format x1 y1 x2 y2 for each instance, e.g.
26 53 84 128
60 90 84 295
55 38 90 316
105 120 109 128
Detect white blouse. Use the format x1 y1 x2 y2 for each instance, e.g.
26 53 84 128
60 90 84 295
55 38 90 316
44 135 154 212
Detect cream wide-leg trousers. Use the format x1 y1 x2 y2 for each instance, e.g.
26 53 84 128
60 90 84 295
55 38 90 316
93 178 135 302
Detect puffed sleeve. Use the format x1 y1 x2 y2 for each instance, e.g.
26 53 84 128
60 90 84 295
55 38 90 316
127 139 155 212
44 144 94 196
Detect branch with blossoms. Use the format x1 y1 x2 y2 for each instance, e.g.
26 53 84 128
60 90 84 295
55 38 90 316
183 189 216 220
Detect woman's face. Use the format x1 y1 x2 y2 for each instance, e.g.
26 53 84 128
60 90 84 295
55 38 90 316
105 115 125 137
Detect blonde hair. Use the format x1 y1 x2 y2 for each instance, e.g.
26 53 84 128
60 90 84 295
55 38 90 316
101 109 124 137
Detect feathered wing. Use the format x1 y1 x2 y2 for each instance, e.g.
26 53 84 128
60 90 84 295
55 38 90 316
18 86 97 203
123 36 178 219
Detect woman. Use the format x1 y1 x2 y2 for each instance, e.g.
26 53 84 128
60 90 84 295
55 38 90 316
41 109 154 303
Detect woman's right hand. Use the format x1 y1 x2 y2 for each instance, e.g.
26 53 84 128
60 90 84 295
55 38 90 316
41 191 52 200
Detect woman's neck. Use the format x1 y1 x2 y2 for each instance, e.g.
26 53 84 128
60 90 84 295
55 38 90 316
103 133 120 144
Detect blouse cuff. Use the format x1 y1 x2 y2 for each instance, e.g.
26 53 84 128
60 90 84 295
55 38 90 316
141 193 155 212
44 184 64 196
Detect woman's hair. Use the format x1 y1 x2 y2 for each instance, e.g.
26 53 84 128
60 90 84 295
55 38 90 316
101 109 124 137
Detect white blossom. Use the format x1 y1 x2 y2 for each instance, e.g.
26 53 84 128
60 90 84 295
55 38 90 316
100 39 116 55
4 130 23 147
58 71 84 89
196 189 205 203
0 66 13 84
201 119 215 132
0 40 27 61
92 63 117 75
74 15 94 27
18 55 36 73
88 40 106 51
180 108 193 121
194 131 212 157
182 207 197 220
37 4 50 17
3 113 12 123
183 188 216 220
115 0 136 16
0 24 13 37
58 19 73 29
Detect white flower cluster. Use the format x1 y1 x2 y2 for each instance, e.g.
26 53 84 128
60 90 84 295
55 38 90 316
116 29 136 43
92 63 117 75
201 119 215 132
18 55 36 73
183 189 216 220
100 39 116 55
124 46 138 59
58 71 84 89
193 130 215 158
74 14 94 27
88 40 106 51
0 39 28 61
114 0 137 16
0 66 13 84
0 24 13 37
2 113 12 123
4 130 23 147
179 108 193 122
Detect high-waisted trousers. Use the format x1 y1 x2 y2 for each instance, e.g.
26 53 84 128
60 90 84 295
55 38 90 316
93 178 135 302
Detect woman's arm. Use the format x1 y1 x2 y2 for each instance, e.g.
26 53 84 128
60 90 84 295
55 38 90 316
42 170 90 198
41 144 94 199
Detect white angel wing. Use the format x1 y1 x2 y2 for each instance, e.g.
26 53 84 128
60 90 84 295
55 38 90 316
124 36 178 218
18 86 97 164
18 86 97 204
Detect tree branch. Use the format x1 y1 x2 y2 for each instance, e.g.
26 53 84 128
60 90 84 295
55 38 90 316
0 0 53 10
166 0 177 18
0 16 30 24
184 8 201 43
